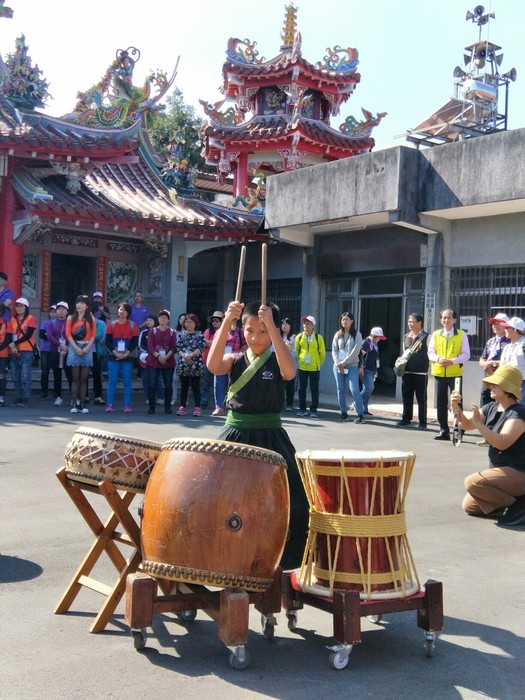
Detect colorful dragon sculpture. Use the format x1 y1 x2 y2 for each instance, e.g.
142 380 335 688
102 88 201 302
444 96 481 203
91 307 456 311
339 109 387 137
63 48 177 129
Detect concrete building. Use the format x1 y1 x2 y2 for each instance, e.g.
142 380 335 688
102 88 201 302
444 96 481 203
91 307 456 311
258 127 525 406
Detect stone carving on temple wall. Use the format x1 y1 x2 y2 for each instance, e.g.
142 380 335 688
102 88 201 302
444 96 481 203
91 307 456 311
107 262 137 304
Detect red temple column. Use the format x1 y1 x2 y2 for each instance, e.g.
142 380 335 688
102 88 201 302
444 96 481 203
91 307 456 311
0 166 23 298
234 152 249 199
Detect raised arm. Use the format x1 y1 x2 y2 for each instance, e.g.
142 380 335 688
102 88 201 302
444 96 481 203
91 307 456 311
206 301 241 375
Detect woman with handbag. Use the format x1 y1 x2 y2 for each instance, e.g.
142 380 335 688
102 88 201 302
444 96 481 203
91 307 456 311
331 312 365 423
396 313 429 430
66 295 96 414
8 298 38 407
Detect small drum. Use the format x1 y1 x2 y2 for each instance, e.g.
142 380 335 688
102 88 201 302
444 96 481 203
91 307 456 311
141 437 290 592
295 450 419 600
64 428 162 493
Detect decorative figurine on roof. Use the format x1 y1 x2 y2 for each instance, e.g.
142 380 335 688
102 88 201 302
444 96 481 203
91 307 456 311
63 47 177 129
0 0 13 18
200 3 385 208
340 109 388 137
232 169 266 214
161 138 198 196
0 35 50 110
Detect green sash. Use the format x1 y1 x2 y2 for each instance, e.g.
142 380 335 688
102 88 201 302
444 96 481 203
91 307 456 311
226 347 271 403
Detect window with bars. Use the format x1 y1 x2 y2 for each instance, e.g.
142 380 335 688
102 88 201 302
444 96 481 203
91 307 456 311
187 278 303 331
450 265 525 357
242 278 303 330
187 284 218 327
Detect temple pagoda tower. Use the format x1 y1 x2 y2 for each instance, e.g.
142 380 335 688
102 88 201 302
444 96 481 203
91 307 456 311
201 4 385 206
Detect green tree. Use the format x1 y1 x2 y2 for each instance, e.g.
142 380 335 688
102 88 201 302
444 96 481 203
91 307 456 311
148 87 207 171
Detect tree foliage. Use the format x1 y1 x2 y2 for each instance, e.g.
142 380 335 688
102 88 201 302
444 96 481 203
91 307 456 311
148 87 207 171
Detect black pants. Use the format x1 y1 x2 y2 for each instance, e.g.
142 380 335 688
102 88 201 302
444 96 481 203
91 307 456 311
148 366 172 408
91 352 104 399
179 375 201 408
436 376 462 432
401 372 428 426
40 351 60 397
298 369 319 412
284 377 296 408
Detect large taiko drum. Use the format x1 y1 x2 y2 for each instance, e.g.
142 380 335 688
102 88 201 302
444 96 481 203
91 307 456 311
295 450 420 600
141 437 290 592
64 428 162 493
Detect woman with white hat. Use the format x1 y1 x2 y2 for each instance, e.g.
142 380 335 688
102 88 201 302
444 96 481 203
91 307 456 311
499 317 525 396
8 298 37 406
452 365 525 527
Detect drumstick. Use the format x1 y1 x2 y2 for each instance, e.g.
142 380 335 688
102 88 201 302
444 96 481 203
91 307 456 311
261 243 267 330
261 243 267 306
235 245 246 302
232 245 246 330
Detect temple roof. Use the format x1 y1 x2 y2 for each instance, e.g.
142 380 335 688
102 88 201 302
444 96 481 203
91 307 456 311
0 96 263 243
205 113 374 160
0 96 141 159
11 158 262 242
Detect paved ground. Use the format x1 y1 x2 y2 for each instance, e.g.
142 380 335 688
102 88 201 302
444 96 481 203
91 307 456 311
1 394 523 700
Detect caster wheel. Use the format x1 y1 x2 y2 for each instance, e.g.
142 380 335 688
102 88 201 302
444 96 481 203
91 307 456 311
229 649 250 670
367 614 383 624
132 629 146 651
286 612 298 631
261 614 275 640
425 638 434 658
329 650 349 670
177 609 197 622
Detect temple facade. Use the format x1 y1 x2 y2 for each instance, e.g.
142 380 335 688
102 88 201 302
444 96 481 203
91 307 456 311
0 35 264 324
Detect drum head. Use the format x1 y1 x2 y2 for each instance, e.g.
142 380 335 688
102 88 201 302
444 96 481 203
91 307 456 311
295 449 413 463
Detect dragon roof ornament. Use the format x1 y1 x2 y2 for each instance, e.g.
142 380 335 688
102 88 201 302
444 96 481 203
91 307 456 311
62 48 178 129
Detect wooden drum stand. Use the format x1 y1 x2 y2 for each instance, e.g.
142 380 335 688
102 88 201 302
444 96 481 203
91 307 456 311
54 429 161 633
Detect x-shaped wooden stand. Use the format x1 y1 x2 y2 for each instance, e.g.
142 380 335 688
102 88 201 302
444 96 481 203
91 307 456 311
54 466 143 633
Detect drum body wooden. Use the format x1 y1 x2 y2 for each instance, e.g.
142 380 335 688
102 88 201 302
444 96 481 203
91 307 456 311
296 450 419 600
141 438 290 592
64 428 161 493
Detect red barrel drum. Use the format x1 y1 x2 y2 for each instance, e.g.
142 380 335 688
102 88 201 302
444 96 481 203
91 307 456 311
141 438 290 592
295 450 419 600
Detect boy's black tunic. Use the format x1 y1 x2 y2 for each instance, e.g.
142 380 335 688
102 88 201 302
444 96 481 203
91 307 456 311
219 351 309 569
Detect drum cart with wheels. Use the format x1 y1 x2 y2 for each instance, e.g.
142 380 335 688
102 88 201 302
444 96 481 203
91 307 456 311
125 567 283 670
282 571 444 670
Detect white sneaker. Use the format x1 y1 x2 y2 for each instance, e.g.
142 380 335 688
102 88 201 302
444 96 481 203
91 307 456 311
80 405 89 414
54 396 63 406
70 406 78 414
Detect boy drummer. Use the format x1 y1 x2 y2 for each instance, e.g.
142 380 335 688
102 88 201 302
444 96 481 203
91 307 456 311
207 300 308 570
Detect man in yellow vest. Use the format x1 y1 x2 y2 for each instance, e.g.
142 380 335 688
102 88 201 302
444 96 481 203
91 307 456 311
428 308 471 440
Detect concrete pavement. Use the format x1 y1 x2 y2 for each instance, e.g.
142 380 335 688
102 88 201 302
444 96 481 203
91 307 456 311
0 396 523 700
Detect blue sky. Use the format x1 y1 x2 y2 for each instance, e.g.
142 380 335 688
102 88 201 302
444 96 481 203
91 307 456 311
1 0 523 150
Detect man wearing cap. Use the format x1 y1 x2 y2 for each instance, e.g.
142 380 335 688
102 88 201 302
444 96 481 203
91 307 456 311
295 316 326 418
452 365 525 527
91 292 111 324
428 308 471 440
499 317 525 398
479 313 510 406
0 272 13 322
360 326 387 417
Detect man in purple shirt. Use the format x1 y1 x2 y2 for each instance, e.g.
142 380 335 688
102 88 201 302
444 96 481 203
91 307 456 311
129 291 151 330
